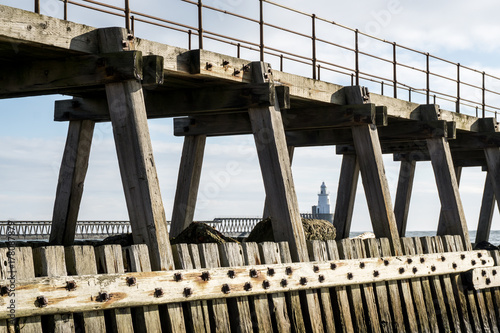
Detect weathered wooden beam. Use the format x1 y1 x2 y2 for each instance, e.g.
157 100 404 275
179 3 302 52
0 250 492 320
174 104 377 137
54 83 286 121
394 160 416 236
437 166 462 237
248 62 308 263
333 154 359 240
0 51 158 98
484 147 500 226
476 173 496 244
170 135 206 238
464 265 500 290
428 137 471 250
99 27 173 271
50 120 94 246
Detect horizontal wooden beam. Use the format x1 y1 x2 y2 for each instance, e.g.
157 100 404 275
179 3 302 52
0 51 162 98
0 249 491 319
174 104 378 136
54 84 288 121
394 150 488 168
465 265 500 290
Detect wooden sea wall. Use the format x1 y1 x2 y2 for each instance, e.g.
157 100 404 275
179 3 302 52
1 235 499 333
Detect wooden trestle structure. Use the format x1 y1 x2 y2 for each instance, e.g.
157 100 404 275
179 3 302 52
3 4 500 332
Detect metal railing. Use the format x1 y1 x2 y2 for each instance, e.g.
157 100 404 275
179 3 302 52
29 0 500 119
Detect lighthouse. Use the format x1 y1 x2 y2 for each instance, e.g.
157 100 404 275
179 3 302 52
311 182 333 223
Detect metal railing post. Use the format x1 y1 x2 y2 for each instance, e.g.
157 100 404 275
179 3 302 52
312 14 317 80
63 0 68 20
35 0 40 14
259 0 264 61
188 30 192 50
237 43 241 58
317 64 321 81
456 63 461 113
280 54 283 71
393 42 397 98
381 82 384 95
198 0 204 49
124 0 130 31
426 53 430 104
130 16 135 35
409 87 412 102
355 29 359 85
482 71 486 118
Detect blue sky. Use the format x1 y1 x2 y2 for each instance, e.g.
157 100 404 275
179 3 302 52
1 0 499 232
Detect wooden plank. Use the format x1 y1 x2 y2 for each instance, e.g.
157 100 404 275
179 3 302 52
258 242 291 333
476 173 496 244
241 242 273 333
333 154 359 240
172 243 210 333
218 243 253 333
379 238 418 332
124 244 164 333
352 124 402 255
170 135 206 237
95 245 134 333
307 241 336 333
99 27 174 271
249 61 308 262
50 120 94 246
394 160 416 236
428 137 471 250
64 246 106 333
400 238 432 332
198 243 231 332
364 238 400 333
32 246 75 333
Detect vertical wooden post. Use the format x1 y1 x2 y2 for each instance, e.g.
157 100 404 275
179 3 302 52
263 145 294 219
249 61 308 262
394 160 416 236
428 137 471 250
484 147 500 235
476 173 495 244
170 135 206 237
98 27 173 271
333 154 359 240
50 120 94 245
437 166 462 234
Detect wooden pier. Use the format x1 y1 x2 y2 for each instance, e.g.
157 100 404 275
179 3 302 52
2 3 500 332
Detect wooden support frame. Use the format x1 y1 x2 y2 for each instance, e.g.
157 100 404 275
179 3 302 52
476 173 496 244
394 160 416 236
249 62 308 262
333 154 359 240
50 120 94 245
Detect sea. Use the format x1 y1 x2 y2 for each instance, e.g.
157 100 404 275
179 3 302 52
349 230 500 246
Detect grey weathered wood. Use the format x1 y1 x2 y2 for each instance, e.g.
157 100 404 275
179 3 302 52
218 243 253 333
484 250 500 330
307 241 336 333
333 154 359 240
172 243 210 333
400 238 433 332
485 147 500 223
394 160 416 236
99 27 174 271
241 242 273 333
352 124 402 255
379 238 418 333
64 246 106 333
32 246 75 333
95 245 134 333
198 243 231 332
249 61 308 262
124 245 165 333
364 238 399 333
337 239 366 332
476 173 496 244
437 166 462 237
258 242 291 333
428 137 471 250
50 120 94 246
170 135 206 237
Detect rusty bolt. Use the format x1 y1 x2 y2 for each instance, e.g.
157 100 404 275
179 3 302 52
285 267 293 275
227 270 235 279
420 257 425 263
299 277 307 286
481 270 487 277
280 279 288 287
222 60 230 66
221 284 231 294
98 292 110 302
154 288 164 298
262 280 271 289
66 280 77 291
0 286 8 296
478 253 483 258
313 265 320 273
347 273 353 280
493 270 497 276
201 271 210 281
461 254 466 260
359 262 365 269
471 260 477 266
267 268 275 276
330 263 337 270
431 266 436 272
441 256 446 262
244 282 252 291
486 278 492 286
407 258 413 264
452 263 457 269
233 69 241 76
482 260 487 265
373 271 380 278
183 287 193 297
127 34 134 41
249 269 258 278
383 259 389 266
242 64 250 72
121 40 128 48
399 268 405 274
263 73 269 80
36 296 48 307
318 275 325 283
126 277 137 286
412 267 418 274
174 273 183 282
206 62 213 70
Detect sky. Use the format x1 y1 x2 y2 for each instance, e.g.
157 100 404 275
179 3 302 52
0 0 500 233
